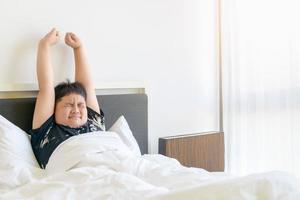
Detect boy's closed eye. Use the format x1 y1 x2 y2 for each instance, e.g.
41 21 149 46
64 103 73 107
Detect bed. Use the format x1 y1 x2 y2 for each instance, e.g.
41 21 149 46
0 94 300 200
0 94 148 154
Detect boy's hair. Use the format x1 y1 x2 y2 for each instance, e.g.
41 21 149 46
54 80 87 104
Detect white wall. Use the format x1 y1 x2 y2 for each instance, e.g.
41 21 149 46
0 0 219 153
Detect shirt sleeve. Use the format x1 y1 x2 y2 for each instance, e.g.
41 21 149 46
28 116 55 168
29 115 54 139
87 107 106 131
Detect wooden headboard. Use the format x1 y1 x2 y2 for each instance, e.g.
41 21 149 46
0 94 148 154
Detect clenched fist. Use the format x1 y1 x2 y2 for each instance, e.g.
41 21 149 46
40 28 60 46
65 32 82 49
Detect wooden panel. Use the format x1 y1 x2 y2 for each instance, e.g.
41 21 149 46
159 132 224 172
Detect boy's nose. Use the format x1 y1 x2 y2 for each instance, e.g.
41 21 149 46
72 105 79 113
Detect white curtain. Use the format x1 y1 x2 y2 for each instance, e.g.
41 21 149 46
222 0 300 176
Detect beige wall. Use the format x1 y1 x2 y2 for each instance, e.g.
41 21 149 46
0 0 219 153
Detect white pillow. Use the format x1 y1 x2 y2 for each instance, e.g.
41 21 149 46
109 116 141 157
0 115 39 168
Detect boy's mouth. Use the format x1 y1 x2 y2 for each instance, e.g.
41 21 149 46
69 115 81 119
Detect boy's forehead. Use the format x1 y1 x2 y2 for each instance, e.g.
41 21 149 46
62 94 86 102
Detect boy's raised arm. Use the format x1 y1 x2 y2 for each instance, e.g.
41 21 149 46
32 28 59 129
65 32 100 113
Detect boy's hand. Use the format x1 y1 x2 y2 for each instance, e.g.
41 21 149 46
40 28 60 46
65 32 82 49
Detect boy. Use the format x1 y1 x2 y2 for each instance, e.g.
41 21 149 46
30 28 105 169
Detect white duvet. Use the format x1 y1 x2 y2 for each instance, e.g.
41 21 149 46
1 131 299 200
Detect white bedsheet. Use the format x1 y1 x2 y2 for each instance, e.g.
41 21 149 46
1 132 299 200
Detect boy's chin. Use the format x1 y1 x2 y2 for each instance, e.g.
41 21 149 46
68 120 85 128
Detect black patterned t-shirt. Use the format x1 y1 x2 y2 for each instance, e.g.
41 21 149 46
29 107 105 169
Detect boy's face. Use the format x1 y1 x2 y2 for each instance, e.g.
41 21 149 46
55 93 88 128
